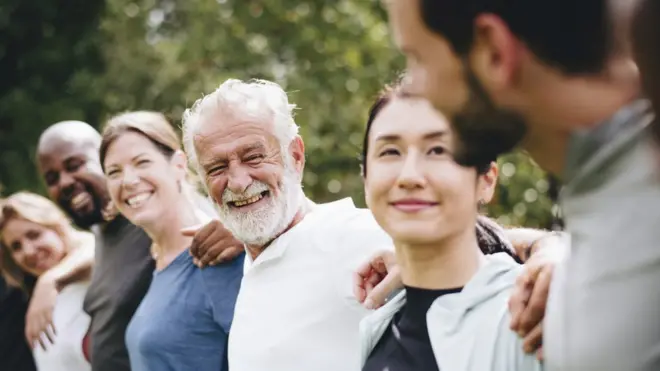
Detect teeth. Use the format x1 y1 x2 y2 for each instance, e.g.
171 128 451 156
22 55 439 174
71 193 89 208
232 194 263 207
126 193 152 208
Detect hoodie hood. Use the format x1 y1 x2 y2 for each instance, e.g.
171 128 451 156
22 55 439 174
429 253 521 335
359 253 523 367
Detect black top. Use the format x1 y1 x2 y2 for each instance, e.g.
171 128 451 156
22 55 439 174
0 278 37 371
83 215 154 371
363 286 463 371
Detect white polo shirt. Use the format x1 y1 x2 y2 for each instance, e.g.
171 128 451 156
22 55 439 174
228 198 393 371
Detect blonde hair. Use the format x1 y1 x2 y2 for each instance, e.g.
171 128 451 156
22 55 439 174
99 111 207 258
0 192 74 290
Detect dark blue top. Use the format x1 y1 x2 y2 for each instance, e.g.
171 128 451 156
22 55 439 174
125 249 244 371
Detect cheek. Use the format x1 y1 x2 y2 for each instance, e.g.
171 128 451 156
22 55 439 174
207 176 227 203
106 179 123 208
256 165 285 189
47 185 61 200
364 170 394 210
41 233 66 257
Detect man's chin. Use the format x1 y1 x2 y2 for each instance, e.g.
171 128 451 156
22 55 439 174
71 210 104 230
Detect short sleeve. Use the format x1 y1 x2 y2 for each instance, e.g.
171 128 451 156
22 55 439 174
325 209 394 311
200 253 245 333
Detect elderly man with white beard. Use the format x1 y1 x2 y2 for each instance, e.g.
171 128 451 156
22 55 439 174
182 78 559 371
182 78 393 371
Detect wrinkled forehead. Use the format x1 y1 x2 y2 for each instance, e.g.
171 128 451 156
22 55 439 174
194 113 279 153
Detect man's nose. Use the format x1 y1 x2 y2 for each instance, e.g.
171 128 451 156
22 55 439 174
226 167 253 194
59 172 77 195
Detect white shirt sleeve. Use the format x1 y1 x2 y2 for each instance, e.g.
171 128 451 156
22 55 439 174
323 208 395 312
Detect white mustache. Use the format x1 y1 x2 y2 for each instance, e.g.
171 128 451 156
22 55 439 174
221 181 270 204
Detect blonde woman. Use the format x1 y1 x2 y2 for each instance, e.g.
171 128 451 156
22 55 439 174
0 192 93 371
99 111 243 371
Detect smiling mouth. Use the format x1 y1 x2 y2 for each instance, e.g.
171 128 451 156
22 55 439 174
70 192 92 211
228 191 269 208
125 192 154 209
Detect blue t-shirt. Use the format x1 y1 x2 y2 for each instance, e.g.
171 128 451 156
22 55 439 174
125 249 244 371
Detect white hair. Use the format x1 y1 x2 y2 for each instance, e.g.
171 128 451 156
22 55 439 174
182 78 299 175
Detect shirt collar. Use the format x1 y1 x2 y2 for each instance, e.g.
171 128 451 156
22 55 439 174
564 98 653 183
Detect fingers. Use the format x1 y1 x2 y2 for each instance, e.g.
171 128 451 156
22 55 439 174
522 322 543 353
43 324 56 346
536 346 544 361
199 245 243 267
518 266 553 335
187 222 216 258
181 225 202 237
353 269 368 303
364 269 403 310
215 246 244 263
509 270 533 332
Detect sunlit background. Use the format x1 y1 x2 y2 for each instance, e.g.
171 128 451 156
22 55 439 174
0 0 556 228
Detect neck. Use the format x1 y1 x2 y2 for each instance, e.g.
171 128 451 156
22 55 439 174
396 227 485 290
521 58 640 176
244 197 315 260
144 197 200 259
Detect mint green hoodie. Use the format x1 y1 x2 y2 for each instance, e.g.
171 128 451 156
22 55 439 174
359 253 544 371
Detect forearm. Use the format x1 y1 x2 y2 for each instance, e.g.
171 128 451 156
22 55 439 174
503 227 568 261
44 237 95 289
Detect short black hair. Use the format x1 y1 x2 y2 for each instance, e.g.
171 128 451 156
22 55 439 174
419 0 612 75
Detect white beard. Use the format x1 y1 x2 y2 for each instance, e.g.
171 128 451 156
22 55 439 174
213 158 303 246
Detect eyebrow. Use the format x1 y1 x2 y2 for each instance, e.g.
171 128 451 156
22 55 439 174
240 142 267 154
374 131 447 142
105 153 149 169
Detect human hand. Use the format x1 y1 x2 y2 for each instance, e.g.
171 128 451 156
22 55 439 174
182 220 244 268
353 250 402 310
25 273 58 350
509 235 566 360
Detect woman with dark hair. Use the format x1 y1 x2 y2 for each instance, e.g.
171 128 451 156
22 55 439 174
99 111 244 371
358 86 543 371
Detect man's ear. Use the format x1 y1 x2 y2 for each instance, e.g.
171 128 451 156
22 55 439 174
289 136 305 174
171 150 189 182
471 14 522 92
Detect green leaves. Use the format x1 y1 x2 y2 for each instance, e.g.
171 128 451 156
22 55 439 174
0 0 553 228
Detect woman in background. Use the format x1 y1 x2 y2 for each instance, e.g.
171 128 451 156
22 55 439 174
99 111 243 371
359 86 543 371
0 192 92 371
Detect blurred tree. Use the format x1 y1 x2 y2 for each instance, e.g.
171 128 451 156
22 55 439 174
0 0 107 194
0 0 553 228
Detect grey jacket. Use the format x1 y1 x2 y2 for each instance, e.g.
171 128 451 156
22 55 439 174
359 253 543 371
544 99 660 371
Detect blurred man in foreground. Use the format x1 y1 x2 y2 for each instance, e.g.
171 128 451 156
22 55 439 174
385 0 659 370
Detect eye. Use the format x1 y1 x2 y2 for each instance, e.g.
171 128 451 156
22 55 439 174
245 154 264 164
428 146 446 156
44 172 59 186
106 168 121 178
208 165 227 176
65 159 84 172
378 148 400 157
136 159 151 167
26 230 41 240
9 241 21 252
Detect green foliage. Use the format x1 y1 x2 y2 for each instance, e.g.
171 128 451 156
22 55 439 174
0 0 554 227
